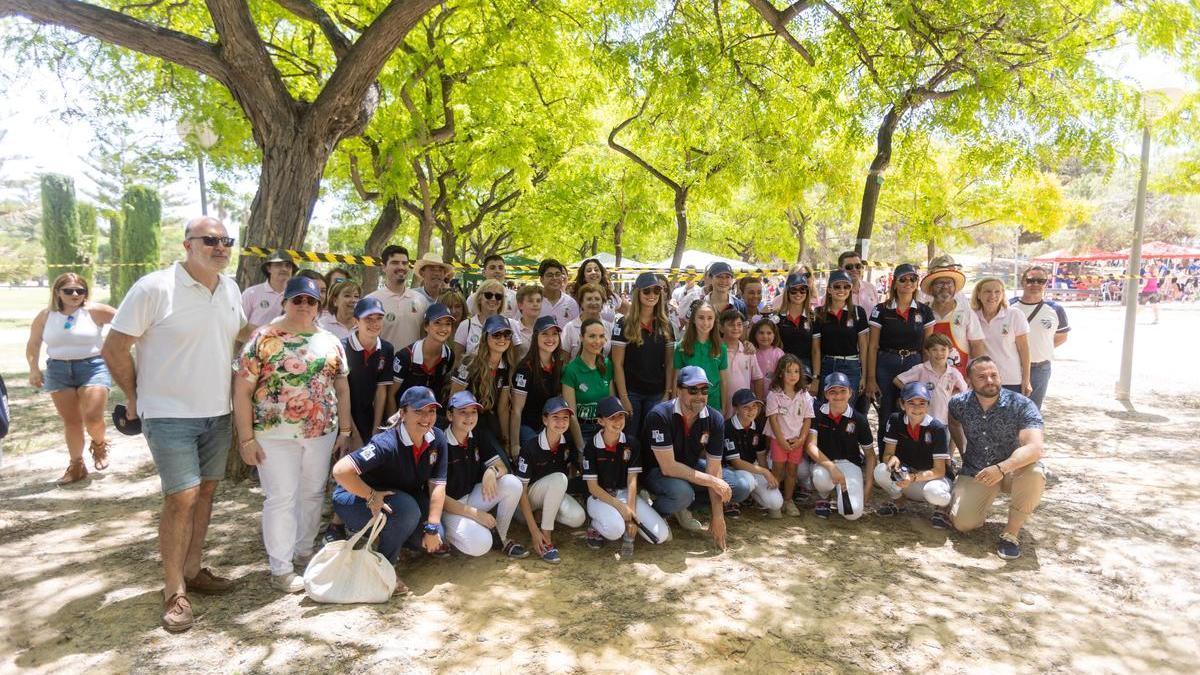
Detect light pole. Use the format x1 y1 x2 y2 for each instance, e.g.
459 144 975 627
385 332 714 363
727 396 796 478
1115 88 1183 403
176 120 219 215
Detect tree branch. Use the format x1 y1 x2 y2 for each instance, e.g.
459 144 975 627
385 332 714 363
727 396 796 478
744 0 815 66
272 0 352 58
608 92 684 194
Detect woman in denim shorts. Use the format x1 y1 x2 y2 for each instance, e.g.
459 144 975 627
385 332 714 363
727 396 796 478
25 272 117 484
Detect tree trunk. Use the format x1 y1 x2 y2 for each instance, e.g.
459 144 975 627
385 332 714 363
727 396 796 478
671 188 689 269
613 211 624 267
927 238 936 265
855 104 901 257
786 206 808 264
362 198 402 292
440 226 457 265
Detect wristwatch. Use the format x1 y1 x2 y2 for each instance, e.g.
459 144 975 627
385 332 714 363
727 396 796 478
423 522 444 537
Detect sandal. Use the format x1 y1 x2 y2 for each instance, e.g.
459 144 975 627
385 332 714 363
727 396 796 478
57 459 88 486
89 439 112 471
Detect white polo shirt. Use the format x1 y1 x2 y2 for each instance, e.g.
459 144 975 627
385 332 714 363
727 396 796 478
466 286 518 319
974 305 1030 386
561 316 613 359
1010 298 1069 363
111 262 246 419
367 285 429 353
241 281 284 327
539 292 579 323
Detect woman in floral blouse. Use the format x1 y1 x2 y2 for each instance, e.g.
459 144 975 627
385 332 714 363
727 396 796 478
233 276 353 593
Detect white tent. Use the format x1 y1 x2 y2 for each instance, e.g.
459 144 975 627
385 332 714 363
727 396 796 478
648 249 755 271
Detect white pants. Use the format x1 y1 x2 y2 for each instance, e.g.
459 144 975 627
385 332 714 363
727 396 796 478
873 464 952 506
812 460 865 521
443 474 524 557
256 432 336 575
586 490 671 543
518 473 586 531
734 470 784 511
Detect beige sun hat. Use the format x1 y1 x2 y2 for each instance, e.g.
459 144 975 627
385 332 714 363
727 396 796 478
921 254 966 295
413 252 455 277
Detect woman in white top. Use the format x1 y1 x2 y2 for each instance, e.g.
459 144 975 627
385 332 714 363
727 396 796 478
453 279 524 361
25 272 117 485
318 279 360 340
561 283 613 359
571 258 627 323
971 277 1031 396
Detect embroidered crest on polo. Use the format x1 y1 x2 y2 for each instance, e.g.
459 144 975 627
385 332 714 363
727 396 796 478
623 448 631 461
259 299 269 308
579 382 589 392
361 444 376 460
428 450 438 464
386 312 396 322
515 373 527 388
517 457 528 473
700 432 709 446
652 429 665 444
846 422 855 433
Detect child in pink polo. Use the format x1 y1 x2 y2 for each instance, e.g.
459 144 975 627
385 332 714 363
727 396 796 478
893 333 967 424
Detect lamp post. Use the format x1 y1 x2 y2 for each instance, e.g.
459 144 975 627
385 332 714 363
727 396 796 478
176 120 219 215
1115 88 1183 402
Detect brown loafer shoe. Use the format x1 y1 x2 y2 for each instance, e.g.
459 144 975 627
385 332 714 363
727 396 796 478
57 459 88 486
89 439 112 471
185 567 236 595
162 592 193 633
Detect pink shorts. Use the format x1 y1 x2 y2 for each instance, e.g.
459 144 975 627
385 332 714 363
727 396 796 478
770 438 805 465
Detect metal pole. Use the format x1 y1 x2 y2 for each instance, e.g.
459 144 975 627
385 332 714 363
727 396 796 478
198 155 209 216
1115 124 1151 402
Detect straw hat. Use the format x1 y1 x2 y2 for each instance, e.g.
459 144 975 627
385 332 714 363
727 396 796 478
413 252 455 277
921 254 966 295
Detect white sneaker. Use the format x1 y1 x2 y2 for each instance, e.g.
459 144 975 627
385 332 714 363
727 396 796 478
767 508 783 519
675 509 704 532
783 502 801 517
270 571 305 593
294 552 314 571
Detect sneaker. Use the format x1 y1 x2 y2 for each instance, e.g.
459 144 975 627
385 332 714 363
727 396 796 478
638 489 653 505
723 504 741 519
184 567 236 595
161 592 193 633
502 539 529 559
675 509 704 532
322 523 347 544
270 571 305 593
294 553 314 572
431 542 451 558
814 500 831 519
586 528 604 550
793 490 813 505
930 511 951 530
997 533 1021 560
766 508 783 519
783 501 801 517
620 535 635 558
877 502 900 517
540 546 562 564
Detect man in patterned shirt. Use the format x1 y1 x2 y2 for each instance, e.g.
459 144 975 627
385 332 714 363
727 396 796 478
947 356 1046 560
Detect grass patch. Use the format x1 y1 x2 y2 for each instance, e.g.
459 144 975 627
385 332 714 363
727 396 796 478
1 369 128 458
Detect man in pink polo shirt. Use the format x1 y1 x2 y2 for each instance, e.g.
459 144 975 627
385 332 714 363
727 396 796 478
241 249 296 329
366 245 429 352
838 251 879 311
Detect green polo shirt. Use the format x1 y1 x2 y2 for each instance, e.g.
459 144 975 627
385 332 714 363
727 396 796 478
562 355 614 421
673 339 728 409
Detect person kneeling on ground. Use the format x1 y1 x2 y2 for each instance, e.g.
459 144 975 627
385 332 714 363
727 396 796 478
806 372 875 520
583 396 672 555
722 388 784 518
874 382 953 528
330 386 449 595
512 397 587 564
439 391 529 559
947 356 1046 560
641 366 738 550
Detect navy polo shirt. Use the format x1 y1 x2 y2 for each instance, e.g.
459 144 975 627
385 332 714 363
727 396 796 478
869 300 935 352
813 305 869 357
512 359 562 432
451 359 512 413
442 427 502 500
809 403 874 466
347 424 448 498
393 338 455 405
581 431 641 493
882 412 950 472
722 414 766 466
342 333 395 441
515 430 574 484
610 317 673 396
774 311 814 362
643 398 725 469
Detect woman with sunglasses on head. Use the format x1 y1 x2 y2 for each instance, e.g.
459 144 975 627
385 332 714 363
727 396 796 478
323 267 353 290
611 272 675 444
865 263 935 451
572 257 626 324
233 276 353 593
318 280 361 340
453 279 524 361
450 315 517 461
510 315 567 454
772 272 818 395
812 270 869 400
26 272 117 484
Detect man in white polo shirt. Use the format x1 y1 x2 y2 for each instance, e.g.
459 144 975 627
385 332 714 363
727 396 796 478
367 245 429 352
1010 265 1069 409
240 249 296 329
537 258 579 323
102 216 252 634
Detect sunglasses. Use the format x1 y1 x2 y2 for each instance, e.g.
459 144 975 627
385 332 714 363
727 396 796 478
481 292 504 301
59 288 87 296
843 263 864 270
187 235 235 248
830 284 852 291
640 286 662 295
1024 278 1048 285
289 296 319 306
686 386 710 396
896 275 919 284
490 331 513 340
788 287 809 293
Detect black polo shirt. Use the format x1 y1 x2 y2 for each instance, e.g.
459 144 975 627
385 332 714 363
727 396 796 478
451 359 512 414
774 311 814 362
347 425 448 499
882 412 950 471
868 300 935 352
393 338 455 405
722 414 766 466
813 305 868 357
515 430 574 484
512 358 562 431
581 431 641 492
442 427 502 500
810 403 874 466
643 398 724 469
342 333 395 441
611 317 673 396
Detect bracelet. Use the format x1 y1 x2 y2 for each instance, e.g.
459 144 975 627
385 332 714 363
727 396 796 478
995 463 1007 476
239 437 257 448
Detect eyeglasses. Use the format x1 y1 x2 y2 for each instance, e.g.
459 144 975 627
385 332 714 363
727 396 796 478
289 296 319 306
686 386 710 396
1024 278 1048 285
640 286 662 295
59 288 86 296
481 292 504 301
542 272 566 280
187 235 235 248
830 284 852 291
896 275 919 284
843 263 864 270
490 331 513 340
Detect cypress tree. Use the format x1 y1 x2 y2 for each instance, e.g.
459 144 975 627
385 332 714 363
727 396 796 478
40 174 82 281
76 202 98 287
108 212 126 305
121 186 161 292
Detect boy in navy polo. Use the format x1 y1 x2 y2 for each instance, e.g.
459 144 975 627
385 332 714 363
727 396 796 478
806 372 875 520
509 397 587 563
722 388 784 518
582 396 671 555
874 382 953 528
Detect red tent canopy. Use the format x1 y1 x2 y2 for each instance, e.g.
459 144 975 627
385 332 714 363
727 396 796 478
1031 247 1124 262
1117 241 1200 259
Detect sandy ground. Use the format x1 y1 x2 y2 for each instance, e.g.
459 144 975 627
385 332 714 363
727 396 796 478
1 302 1198 674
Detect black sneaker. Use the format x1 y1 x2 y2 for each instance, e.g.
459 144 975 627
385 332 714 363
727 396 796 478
322 523 347 544
930 511 951 530
586 528 604 550
997 533 1021 560
503 539 530 559
723 504 741 519
814 500 831 519
876 503 900 517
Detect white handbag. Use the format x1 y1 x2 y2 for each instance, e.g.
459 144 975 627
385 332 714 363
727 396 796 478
303 511 397 603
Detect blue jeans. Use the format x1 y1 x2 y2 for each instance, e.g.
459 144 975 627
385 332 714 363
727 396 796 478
874 350 921 451
1029 361 1052 409
819 356 862 400
625 391 662 449
644 464 752 516
143 414 232 496
331 486 422 564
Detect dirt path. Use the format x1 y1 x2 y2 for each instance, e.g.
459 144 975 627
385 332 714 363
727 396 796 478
2 304 1198 673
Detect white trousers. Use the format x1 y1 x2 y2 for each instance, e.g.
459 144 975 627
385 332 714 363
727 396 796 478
586 489 672 543
443 474 524 557
872 464 952 506
733 470 784 510
517 473 586 531
812 460 865 521
256 432 336 575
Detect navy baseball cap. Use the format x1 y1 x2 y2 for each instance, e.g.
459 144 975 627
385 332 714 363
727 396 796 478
893 263 920 279
399 386 440 410
786 272 809 289
447 390 483 410
533 315 560 335
731 388 761 408
827 270 852 286
542 396 574 416
424 302 453 323
824 372 853 391
353 296 385 319
483 314 512 335
596 396 627 418
676 365 711 387
634 272 663 290
708 261 734 277
284 276 321 300
900 381 931 402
